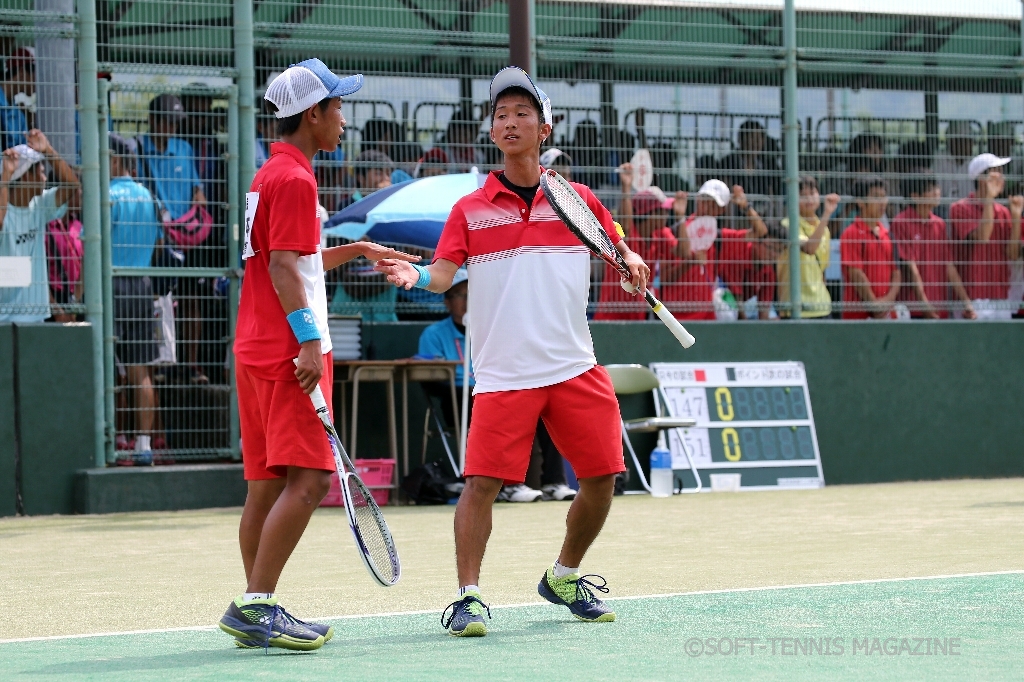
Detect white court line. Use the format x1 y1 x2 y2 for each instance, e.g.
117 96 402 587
3 569 1021 645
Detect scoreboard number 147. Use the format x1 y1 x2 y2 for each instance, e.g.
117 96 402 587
650 362 825 491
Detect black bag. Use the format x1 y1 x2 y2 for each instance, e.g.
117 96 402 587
402 461 458 505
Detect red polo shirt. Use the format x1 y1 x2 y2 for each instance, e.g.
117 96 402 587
659 215 715 320
892 208 950 317
433 170 620 393
594 226 676 320
840 218 897 320
949 193 1012 300
235 142 328 379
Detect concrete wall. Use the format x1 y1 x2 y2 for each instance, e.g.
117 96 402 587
3 320 1020 515
0 325 17 516
0 323 96 515
360 320 1024 485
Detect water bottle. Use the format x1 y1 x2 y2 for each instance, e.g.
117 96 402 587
650 447 674 498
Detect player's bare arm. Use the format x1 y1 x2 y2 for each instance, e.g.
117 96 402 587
322 241 420 271
375 256 459 293
268 249 322 394
614 240 650 296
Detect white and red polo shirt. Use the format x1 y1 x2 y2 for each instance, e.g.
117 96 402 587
235 142 332 380
433 170 620 394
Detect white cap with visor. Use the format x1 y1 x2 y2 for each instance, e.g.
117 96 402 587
489 66 552 126
265 58 363 119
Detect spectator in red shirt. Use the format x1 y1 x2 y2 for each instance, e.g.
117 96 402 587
841 176 901 319
893 174 975 319
594 163 681 319
948 154 1024 319
664 179 731 320
716 184 771 319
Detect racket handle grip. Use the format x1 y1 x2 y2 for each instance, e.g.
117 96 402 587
293 358 330 413
648 295 696 348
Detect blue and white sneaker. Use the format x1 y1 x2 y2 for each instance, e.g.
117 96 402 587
218 596 325 651
538 567 616 622
441 592 490 637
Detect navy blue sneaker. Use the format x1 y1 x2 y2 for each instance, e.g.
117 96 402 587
538 567 616 622
234 610 334 648
441 592 490 636
219 596 325 651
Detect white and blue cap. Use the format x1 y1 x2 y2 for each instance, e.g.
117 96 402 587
451 267 468 287
489 66 552 126
264 58 363 119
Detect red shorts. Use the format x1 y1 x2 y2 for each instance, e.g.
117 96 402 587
465 366 625 483
237 353 335 480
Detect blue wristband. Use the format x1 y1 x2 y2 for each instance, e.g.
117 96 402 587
286 307 321 344
411 264 432 289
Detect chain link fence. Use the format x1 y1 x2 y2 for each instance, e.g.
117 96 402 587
1 0 1022 465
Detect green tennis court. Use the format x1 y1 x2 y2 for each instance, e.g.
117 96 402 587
4 478 1023 681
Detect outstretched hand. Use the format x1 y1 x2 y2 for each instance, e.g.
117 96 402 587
375 259 421 290
359 242 421 264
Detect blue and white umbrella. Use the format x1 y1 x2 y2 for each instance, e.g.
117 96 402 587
323 172 487 248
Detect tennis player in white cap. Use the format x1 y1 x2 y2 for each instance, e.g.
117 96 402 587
219 59 418 652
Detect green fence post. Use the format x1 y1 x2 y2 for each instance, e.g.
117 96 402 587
77 0 105 467
227 86 241 460
97 78 115 464
783 0 802 320
235 0 256 195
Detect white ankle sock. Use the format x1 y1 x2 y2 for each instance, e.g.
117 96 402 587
553 561 578 579
458 584 480 598
242 592 273 602
135 435 151 452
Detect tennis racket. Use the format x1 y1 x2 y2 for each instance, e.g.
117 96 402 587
300 367 401 587
539 169 696 348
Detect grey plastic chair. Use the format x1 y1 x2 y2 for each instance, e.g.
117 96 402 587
604 364 703 494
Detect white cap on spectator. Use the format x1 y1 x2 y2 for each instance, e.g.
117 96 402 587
697 179 731 207
968 153 1011 179
489 66 552 126
8 144 45 182
451 267 468 287
264 58 363 119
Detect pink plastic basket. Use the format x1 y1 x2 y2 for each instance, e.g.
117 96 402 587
320 459 395 507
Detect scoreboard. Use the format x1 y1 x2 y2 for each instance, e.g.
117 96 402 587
649 362 824 491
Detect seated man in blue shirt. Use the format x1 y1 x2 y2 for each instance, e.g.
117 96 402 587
417 269 576 502
109 134 162 464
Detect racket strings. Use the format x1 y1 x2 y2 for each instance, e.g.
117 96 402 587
347 477 400 583
543 175 617 260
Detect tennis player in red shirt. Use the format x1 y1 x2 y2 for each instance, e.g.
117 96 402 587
376 67 650 637
219 60 417 652
841 176 901 319
948 154 1024 319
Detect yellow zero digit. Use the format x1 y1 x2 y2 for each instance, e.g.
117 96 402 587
715 387 734 421
722 428 741 461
